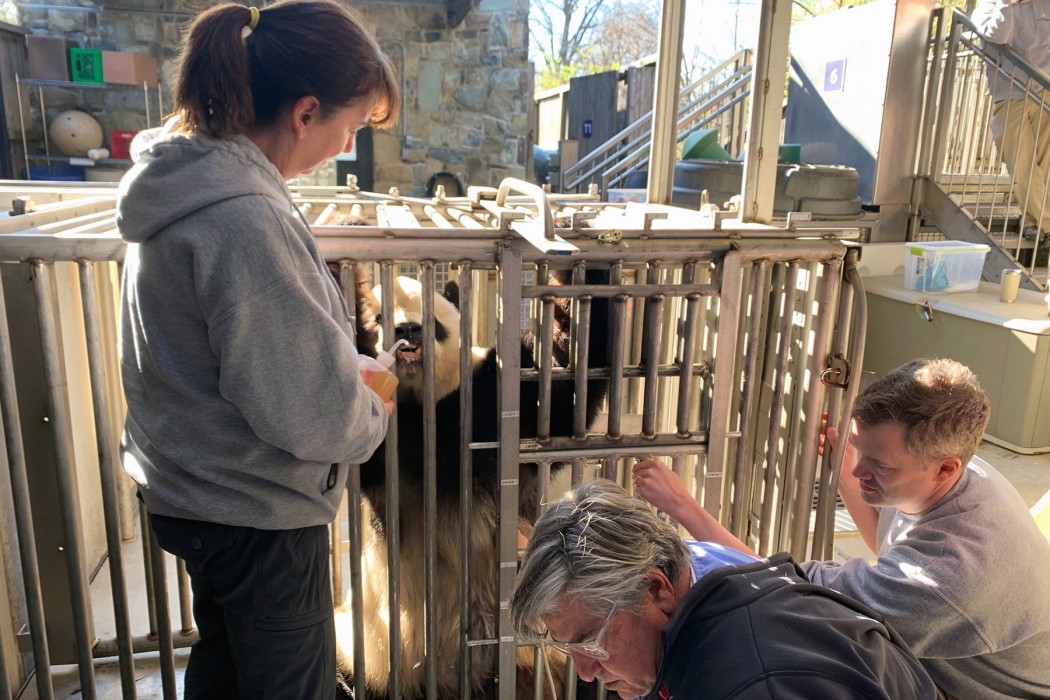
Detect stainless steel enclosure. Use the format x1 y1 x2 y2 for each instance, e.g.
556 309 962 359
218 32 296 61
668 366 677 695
0 179 866 699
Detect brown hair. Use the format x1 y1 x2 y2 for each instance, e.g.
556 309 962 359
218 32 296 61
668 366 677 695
853 358 990 465
172 0 399 138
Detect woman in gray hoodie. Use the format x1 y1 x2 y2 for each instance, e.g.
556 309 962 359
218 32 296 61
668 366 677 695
117 2 400 696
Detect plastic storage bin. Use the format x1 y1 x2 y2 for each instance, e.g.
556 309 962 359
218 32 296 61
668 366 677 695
904 241 990 293
109 130 138 160
24 164 86 181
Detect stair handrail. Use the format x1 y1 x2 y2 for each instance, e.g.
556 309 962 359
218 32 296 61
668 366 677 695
914 6 1050 289
603 79 752 191
562 49 752 186
566 67 753 191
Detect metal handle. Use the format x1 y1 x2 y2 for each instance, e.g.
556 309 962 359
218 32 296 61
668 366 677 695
495 178 555 241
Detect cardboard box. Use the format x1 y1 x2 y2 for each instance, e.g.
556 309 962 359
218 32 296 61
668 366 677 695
26 35 73 81
70 48 104 84
903 241 990 294
102 51 159 88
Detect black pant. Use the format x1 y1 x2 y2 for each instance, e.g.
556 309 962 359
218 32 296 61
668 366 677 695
150 513 336 700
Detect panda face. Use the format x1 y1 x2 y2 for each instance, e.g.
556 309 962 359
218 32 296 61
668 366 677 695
370 276 462 403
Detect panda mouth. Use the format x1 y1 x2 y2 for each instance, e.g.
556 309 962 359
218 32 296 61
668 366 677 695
396 342 423 364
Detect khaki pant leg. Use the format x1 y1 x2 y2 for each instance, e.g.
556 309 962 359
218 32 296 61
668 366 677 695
991 97 1050 232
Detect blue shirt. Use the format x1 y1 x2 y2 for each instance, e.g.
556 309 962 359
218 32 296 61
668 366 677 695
685 540 759 584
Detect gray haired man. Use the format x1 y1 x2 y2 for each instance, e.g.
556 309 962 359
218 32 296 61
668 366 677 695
512 479 939 699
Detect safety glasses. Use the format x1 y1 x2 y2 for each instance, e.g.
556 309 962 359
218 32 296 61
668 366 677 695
541 607 616 660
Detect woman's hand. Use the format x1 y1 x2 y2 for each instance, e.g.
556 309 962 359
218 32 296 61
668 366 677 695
360 369 395 416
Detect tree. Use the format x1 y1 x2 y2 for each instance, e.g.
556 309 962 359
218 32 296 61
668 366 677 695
589 1 659 69
531 0 660 89
531 0 609 88
0 0 19 25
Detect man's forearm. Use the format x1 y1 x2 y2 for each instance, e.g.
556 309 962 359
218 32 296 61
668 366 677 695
837 475 879 554
674 498 758 557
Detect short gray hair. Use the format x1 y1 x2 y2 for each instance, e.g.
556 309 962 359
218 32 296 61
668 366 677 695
511 479 689 639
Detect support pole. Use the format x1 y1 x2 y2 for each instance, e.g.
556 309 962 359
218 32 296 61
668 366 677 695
740 0 792 223
647 0 686 204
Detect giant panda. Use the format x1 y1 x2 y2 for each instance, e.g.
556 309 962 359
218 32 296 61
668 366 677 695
335 265 609 699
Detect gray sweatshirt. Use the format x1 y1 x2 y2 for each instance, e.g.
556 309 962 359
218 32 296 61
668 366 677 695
118 123 388 530
803 457 1050 699
972 0 1050 102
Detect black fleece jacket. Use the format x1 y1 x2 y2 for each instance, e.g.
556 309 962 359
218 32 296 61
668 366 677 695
644 552 940 700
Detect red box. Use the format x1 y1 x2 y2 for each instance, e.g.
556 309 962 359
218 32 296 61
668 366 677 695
26 35 73 81
101 51 158 88
110 130 138 161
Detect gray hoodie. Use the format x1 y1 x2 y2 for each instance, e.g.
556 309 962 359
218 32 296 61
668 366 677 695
118 122 388 530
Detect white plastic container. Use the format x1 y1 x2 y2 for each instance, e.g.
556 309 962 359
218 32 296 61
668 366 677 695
903 241 990 293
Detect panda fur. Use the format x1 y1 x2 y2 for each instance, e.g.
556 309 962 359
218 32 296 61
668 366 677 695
336 268 609 699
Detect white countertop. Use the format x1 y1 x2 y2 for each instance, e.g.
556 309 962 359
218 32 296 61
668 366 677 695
864 275 1050 335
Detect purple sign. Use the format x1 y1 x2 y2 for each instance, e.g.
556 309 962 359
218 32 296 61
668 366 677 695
823 59 846 92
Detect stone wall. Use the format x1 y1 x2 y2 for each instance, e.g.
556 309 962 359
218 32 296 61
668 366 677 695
357 0 533 193
8 0 533 192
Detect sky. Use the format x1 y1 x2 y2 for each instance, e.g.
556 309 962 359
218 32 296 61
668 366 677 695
682 0 762 72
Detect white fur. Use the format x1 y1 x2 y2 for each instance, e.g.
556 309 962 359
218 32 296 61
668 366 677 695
334 490 564 698
372 276 464 403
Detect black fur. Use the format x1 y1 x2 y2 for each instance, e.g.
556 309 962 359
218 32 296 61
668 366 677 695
341 266 609 699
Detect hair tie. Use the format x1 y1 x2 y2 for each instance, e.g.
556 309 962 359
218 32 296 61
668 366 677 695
247 6 260 30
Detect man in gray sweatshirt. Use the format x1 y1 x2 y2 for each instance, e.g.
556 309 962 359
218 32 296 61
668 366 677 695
633 358 1050 699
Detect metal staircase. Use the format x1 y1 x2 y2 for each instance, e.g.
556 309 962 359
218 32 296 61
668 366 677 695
562 50 753 195
914 8 1050 291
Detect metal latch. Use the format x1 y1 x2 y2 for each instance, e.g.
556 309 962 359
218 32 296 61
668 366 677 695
820 354 851 389
597 229 622 244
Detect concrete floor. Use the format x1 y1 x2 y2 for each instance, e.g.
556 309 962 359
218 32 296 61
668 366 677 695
22 441 1050 698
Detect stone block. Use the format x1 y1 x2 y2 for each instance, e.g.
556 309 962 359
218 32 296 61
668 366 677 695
489 14 509 47
373 131 403 165
488 88 515 116
418 61 443 112
483 115 510 136
375 163 414 186
453 87 486 112
404 149 426 163
419 9 446 30
490 68 520 90
428 147 466 165
459 113 484 131
428 43 452 61
455 43 480 63
501 137 519 165
47 9 85 34
465 129 483 149
132 16 157 42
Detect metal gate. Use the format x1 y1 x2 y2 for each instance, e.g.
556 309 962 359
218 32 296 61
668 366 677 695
0 177 865 699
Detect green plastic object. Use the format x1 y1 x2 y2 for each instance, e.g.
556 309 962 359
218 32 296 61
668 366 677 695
682 129 733 161
70 48 103 84
778 143 802 164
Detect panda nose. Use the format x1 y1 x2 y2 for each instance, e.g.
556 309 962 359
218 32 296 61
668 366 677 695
395 322 423 344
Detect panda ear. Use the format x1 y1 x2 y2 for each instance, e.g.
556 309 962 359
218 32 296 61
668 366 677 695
353 263 381 356
443 280 460 310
